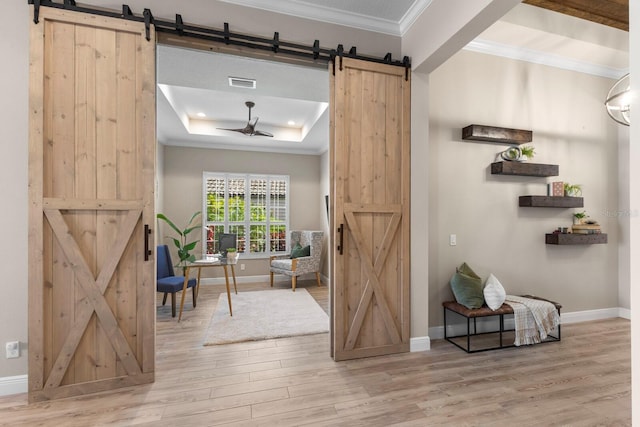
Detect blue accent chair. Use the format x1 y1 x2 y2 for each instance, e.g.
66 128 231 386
157 245 197 317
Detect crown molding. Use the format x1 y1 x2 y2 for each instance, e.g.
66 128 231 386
218 0 402 36
465 38 628 79
399 0 432 36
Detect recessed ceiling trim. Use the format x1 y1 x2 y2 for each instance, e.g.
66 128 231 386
218 0 402 36
465 38 628 79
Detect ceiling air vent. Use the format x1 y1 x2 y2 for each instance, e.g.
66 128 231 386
228 77 256 89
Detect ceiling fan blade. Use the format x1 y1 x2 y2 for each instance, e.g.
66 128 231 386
252 130 274 137
217 127 250 134
219 105 273 138
249 117 273 137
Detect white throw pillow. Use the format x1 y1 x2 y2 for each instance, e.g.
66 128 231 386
483 273 506 311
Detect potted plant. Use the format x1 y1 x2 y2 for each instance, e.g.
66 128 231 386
573 211 587 225
225 247 238 262
564 183 582 197
519 145 535 161
157 211 201 273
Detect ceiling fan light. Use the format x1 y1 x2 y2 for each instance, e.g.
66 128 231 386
228 76 257 89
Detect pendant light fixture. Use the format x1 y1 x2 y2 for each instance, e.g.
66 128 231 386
605 73 631 126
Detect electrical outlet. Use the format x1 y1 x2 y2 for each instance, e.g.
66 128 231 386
449 234 457 246
6 341 20 359
240 264 245 271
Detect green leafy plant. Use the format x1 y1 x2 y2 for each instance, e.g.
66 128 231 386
573 211 587 219
157 211 202 271
564 183 582 197
520 145 535 159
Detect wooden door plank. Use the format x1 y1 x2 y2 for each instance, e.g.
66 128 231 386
400 71 411 344
28 7 46 392
137 22 157 374
43 198 144 210
344 67 364 350
95 24 120 380
115 29 140 376
74 23 99 384
371 72 391 348
48 19 77 386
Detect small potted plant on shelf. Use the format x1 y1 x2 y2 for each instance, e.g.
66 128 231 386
519 145 535 161
564 183 582 197
573 211 587 225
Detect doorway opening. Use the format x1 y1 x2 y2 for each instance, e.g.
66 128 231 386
154 43 332 350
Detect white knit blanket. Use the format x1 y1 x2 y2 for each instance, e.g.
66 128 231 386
504 295 560 346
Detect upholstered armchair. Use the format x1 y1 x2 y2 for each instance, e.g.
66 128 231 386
270 230 323 291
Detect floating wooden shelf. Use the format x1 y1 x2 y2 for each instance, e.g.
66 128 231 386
491 161 559 177
462 124 532 144
519 196 584 208
545 233 607 245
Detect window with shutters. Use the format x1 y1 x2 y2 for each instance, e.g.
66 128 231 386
203 172 289 257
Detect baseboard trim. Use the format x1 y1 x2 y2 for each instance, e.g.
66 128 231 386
0 375 27 397
560 307 623 324
410 336 430 352
428 306 628 340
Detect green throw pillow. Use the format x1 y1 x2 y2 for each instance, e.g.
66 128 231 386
291 244 311 259
450 262 484 309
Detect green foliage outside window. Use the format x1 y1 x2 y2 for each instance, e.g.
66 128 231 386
206 193 286 254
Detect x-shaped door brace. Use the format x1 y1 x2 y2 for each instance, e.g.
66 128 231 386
43 208 143 389
343 204 403 351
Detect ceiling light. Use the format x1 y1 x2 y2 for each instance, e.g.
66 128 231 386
605 73 631 126
196 112 206 118
228 77 257 89
287 120 295 126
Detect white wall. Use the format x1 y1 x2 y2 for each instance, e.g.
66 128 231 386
0 3 29 379
428 49 620 327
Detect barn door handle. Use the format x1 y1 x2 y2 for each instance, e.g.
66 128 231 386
144 224 152 261
337 224 344 255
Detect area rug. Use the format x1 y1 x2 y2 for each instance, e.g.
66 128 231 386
203 288 329 346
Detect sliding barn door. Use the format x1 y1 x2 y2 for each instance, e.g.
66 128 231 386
28 6 156 401
331 58 411 361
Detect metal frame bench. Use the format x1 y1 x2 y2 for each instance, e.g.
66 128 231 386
443 295 561 353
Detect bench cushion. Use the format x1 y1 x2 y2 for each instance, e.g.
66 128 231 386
443 295 562 318
443 301 514 317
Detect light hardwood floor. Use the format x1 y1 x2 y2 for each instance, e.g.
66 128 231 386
0 280 631 426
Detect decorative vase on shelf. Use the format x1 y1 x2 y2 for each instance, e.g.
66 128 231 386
500 146 522 162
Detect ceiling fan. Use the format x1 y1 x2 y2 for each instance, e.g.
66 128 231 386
217 101 274 137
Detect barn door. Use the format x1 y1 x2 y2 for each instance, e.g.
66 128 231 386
331 57 411 361
28 6 156 401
